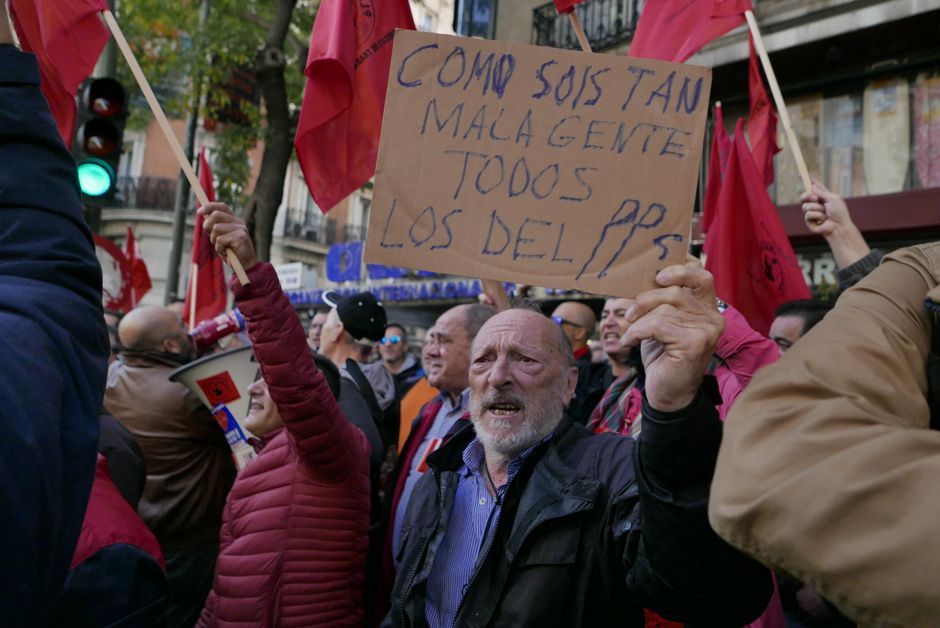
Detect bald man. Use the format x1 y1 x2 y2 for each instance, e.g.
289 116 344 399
117 306 193 360
550 301 596 364
105 306 235 628
551 301 607 423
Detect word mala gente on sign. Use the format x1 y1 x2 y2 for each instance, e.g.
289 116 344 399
365 30 712 298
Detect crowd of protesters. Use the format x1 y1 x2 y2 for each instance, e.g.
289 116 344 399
6 3 940 626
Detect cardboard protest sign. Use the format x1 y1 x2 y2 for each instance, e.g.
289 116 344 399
365 30 712 297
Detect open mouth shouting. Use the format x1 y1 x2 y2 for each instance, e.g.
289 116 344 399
479 392 526 424
602 329 623 352
487 400 522 416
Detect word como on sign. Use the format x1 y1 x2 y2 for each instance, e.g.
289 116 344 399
365 30 712 298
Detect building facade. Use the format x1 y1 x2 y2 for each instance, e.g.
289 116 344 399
96 0 936 315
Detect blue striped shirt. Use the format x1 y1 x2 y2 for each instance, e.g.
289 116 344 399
424 437 544 628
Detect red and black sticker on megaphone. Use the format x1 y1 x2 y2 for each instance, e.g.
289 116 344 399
196 371 241 407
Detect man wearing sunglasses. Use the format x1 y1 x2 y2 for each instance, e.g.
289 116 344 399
380 323 424 396
549 302 596 364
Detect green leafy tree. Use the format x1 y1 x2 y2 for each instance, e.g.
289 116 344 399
119 0 317 260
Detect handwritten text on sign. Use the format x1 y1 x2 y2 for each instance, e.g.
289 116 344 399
365 31 711 297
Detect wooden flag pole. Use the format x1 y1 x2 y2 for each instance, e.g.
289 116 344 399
100 9 250 286
744 10 813 195
481 279 513 312
489 7 588 304
188 263 198 329
567 11 593 53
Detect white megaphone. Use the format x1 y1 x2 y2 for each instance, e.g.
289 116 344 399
170 346 259 470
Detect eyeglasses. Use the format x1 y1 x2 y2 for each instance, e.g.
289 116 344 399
551 315 582 328
380 335 402 345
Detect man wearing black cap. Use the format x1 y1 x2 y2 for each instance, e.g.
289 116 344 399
319 290 398 619
319 291 391 483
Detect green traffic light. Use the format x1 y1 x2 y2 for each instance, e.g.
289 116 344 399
77 159 115 197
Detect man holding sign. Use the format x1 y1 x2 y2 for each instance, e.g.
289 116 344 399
385 266 772 626
361 30 770 625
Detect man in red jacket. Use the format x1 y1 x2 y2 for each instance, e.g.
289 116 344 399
197 204 372 627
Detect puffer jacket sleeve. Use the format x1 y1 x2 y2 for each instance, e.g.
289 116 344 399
232 262 365 482
709 243 940 627
713 305 779 418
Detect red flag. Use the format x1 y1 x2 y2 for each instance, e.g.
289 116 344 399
183 149 227 327
294 0 415 213
629 0 752 63
9 0 109 146
553 0 583 13
123 225 152 310
702 103 732 234
705 119 809 335
747 35 781 187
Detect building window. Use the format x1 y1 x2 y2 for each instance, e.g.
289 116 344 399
532 0 639 52
118 140 136 179
455 0 496 39
283 195 328 243
765 70 940 205
345 191 372 242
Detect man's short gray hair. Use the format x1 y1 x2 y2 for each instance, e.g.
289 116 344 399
463 303 497 339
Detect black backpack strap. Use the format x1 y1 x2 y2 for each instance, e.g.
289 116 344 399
345 359 385 429
925 303 940 431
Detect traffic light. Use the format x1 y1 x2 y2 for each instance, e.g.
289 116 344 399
74 78 127 202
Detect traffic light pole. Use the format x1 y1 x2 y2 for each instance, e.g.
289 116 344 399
96 0 118 78
165 0 210 304
165 104 199 304
84 0 118 234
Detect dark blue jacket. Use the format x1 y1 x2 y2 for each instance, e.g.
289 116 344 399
389 389 773 627
0 45 109 624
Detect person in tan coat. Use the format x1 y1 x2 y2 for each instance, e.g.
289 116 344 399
106 306 236 628
709 242 940 627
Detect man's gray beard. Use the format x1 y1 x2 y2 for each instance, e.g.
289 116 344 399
470 387 566 465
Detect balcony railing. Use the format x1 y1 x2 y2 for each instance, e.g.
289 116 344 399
283 207 337 245
532 0 640 52
116 176 178 211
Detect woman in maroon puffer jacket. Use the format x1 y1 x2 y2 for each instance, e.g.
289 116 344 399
197 204 371 627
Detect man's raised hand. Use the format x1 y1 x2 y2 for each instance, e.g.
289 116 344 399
620 265 725 413
800 180 852 237
800 179 871 268
200 203 258 272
